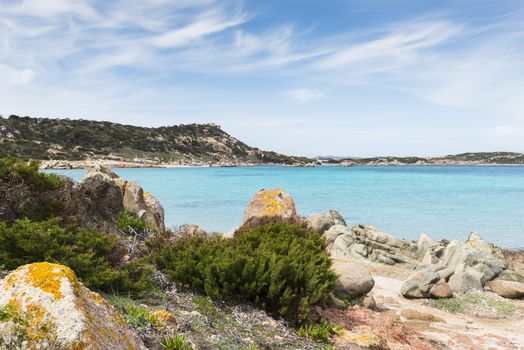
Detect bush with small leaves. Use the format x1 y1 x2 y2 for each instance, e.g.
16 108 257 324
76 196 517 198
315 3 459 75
154 219 337 324
0 218 155 295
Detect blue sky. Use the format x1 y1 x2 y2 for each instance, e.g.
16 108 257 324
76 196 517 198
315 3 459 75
1 0 523 157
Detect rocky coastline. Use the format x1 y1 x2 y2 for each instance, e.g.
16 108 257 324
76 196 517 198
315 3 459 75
1 162 523 349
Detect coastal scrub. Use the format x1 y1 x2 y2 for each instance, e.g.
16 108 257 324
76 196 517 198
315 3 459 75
154 220 338 324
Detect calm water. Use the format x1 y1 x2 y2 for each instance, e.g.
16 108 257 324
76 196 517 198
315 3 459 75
47 166 524 248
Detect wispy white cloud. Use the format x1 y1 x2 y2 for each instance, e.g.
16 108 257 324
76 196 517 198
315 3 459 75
0 1 523 155
283 89 327 103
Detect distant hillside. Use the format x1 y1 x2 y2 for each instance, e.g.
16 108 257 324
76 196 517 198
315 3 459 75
337 152 524 165
0 115 309 165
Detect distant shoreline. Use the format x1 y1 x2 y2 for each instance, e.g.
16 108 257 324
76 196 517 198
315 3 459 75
39 159 524 170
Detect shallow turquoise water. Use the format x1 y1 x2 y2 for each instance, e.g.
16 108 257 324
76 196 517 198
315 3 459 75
48 166 524 248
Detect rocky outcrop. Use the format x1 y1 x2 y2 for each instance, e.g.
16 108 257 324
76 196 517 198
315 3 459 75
333 261 375 297
306 209 346 234
321 218 519 298
487 279 524 299
0 262 145 350
74 172 124 222
242 188 296 224
401 269 440 298
328 224 420 267
83 165 165 232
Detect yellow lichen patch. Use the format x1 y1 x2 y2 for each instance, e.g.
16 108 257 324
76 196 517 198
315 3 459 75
152 309 176 326
260 189 286 216
337 326 384 347
22 262 76 301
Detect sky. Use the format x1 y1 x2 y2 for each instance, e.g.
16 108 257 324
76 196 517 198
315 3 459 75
1 0 523 157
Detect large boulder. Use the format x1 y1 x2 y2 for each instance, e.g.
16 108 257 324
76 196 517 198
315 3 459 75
487 279 524 299
83 165 165 232
306 209 347 234
123 181 165 232
73 173 124 222
242 188 296 224
0 262 146 350
429 281 453 299
401 269 440 299
324 224 353 251
346 225 420 267
448 266 484 293
333 262 375 297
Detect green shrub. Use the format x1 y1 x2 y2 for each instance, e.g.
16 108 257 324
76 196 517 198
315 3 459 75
154 220 337 324
105 294 160 328
116 209 152 236
161 334 192 350
0 218 155 295
297 319 342 342
0 156 66 221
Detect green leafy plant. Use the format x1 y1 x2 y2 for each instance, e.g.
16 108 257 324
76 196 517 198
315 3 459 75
161 334 192 350
297 319 342 342
0 218 155 295
154 219 337 324
116 209 152 236
105 294 160 328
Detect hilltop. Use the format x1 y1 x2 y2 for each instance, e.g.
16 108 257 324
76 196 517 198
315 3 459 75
0 115 309 166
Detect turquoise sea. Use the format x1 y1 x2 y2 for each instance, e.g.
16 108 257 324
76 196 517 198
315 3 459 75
48 166 524 249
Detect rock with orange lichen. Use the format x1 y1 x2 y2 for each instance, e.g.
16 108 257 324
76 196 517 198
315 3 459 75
242 188 297 224
0 262 146 350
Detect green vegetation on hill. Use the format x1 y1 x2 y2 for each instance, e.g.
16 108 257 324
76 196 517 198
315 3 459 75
153 220 338 324
0 115 309 164
336 152 524 165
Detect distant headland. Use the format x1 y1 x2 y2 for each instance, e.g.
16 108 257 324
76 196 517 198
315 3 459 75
1 115 523 169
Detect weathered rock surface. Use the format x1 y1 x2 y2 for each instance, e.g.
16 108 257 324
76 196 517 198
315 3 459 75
334 262 375 297
84 165 165 232
331 224 420 267
429 281 453 298
448 267 484 293
325 225 353 253
242 188 296 224
74 173 124 222
306 209 346 234
487 279 524 299
0 262 145 350
401 269 440 298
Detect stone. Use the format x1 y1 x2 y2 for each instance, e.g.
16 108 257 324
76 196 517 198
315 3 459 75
437 267 455 281
324 224 351 247
448 267 484 293
350 225 420 267
73 174 124 221
83 166 165 232
417 233 435 255
0 262 145 350
306 209 347 234
242 188 296 224
429 282 453 298
400 309 445 323
123 181 165 232
487 279 524 299
330 234 357 260
334 262 375 297
362 294 377 310
400 269 440 299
